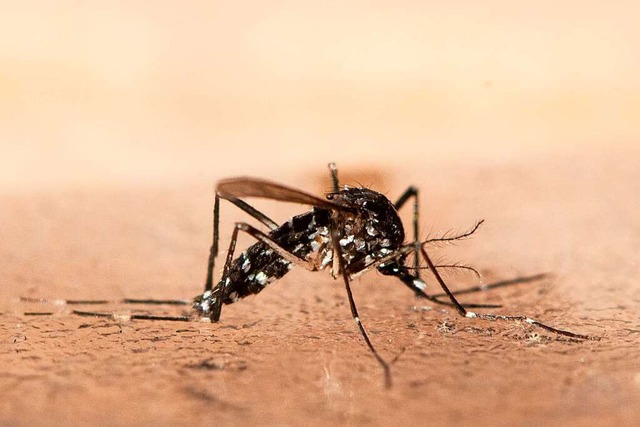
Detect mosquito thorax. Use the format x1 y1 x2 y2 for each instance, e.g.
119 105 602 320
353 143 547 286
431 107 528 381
329 187 405 270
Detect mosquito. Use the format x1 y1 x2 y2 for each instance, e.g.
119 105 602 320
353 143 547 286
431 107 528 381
22 163 594 388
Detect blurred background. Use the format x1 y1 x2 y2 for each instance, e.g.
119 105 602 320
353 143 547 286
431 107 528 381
1 1 638 192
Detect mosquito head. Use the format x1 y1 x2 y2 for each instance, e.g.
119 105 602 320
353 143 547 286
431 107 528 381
329 187 395 216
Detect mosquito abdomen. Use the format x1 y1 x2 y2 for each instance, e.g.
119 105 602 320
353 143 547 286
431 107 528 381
220 209 331 303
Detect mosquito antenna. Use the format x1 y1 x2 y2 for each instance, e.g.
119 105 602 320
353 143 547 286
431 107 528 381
19 296 193 321
423 220 484 246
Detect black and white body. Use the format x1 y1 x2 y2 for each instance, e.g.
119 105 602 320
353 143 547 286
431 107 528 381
194 186 406 315
189 164 592 387
35 163 592 388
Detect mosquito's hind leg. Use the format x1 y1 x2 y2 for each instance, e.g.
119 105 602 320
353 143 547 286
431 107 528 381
394 189 501 308
18 296 192 307
72 310 191 322
419 247 596 340
19 297 192 321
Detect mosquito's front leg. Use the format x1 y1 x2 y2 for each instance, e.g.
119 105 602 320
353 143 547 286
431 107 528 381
419 246 596 340
330 219 392 388
394 186 421 275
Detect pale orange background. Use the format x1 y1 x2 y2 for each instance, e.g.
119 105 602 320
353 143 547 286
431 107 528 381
2 4 640 425
1 1 639 192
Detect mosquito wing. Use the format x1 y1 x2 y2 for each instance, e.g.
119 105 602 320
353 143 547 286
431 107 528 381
217 177 355 213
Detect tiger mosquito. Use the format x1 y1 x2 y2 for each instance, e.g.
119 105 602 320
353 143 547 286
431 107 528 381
22 163 595 388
